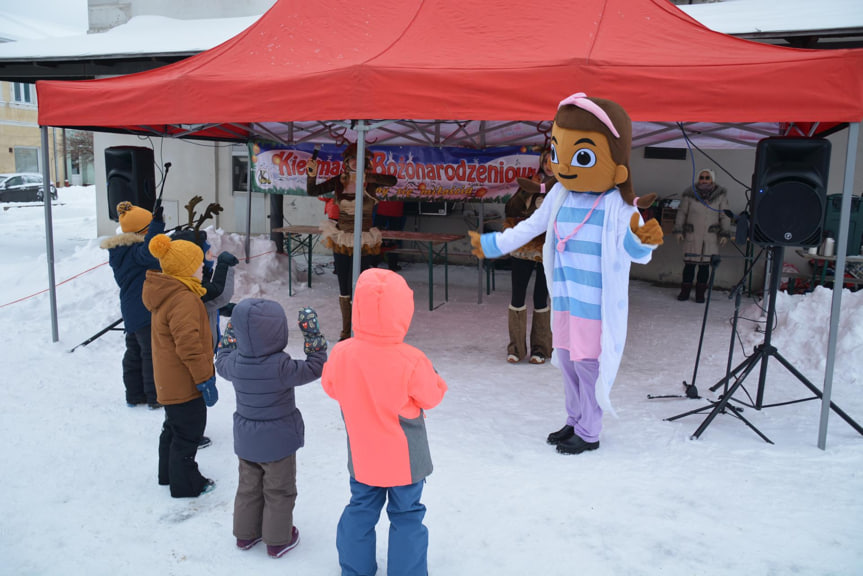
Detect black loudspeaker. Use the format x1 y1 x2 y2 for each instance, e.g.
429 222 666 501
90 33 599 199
105 146 156 221
750 137 831 247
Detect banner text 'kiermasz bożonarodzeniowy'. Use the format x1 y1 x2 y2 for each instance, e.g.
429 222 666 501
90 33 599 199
250 141 542 203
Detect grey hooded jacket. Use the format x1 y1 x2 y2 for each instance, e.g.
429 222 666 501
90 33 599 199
215 298 326 463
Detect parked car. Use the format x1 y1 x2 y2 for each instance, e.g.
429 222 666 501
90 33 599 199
0 173 58 202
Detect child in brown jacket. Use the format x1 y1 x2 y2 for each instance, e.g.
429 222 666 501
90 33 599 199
142 234 218 498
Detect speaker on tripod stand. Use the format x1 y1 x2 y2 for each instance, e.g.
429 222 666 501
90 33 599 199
750 137 830 248
667 137 863 442
746 137 829 408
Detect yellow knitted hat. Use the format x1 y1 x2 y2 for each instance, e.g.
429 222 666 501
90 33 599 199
148 234 203 278
117 201 153 233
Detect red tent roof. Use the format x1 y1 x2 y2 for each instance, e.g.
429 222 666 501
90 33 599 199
36 0 863 143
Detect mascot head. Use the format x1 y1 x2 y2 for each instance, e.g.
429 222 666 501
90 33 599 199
550 93 652 208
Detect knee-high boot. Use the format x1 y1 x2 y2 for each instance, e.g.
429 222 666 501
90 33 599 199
529 307 552 364
694 283 708 304
339 296 352 341
695 265 710 303
507 305 527 363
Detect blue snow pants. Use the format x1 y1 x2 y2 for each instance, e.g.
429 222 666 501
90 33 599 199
336 477 428 576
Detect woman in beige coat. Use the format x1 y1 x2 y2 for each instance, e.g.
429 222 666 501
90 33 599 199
672 168 732 302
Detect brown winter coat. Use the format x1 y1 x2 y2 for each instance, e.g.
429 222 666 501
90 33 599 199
672 185 732 264
142 270 214 405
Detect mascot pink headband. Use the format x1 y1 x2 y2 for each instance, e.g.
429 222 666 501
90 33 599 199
558 92 620 139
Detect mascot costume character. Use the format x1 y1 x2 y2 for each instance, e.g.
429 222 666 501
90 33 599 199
469 93 663 454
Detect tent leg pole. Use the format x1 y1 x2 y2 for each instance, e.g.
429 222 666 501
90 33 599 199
818 121 859 449
244 148 252 264
477 201 484 304
42 126 59 342
352 121 367 299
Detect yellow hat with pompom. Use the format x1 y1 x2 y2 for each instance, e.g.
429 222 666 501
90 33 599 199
116 201 153 233
148 234 203 278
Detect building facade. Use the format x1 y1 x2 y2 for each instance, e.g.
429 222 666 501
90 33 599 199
0 81 68 183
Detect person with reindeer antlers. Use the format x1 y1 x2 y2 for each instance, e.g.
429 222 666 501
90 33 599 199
305 143 398 340
170 196 239 351
165 197 239 451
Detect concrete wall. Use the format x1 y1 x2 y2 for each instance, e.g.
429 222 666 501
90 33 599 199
95 133 226 234
632 145 760 289
93 133 325 246
639 129 863 290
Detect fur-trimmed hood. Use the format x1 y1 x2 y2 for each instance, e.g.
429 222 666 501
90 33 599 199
100 232 146 250
101 219 166 334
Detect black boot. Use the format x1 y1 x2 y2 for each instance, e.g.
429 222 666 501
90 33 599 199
676 282 692 301
694 283 708 303
546 424 575 445
556 434 600 455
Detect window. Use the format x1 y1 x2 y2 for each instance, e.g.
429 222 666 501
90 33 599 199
232 149 249 192
12 83 36 105
14 147 39 173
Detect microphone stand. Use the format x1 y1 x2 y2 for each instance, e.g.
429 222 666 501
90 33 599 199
152 162 171 216
647 253 720 400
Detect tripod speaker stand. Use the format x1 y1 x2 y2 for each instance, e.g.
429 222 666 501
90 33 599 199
666 245 863 442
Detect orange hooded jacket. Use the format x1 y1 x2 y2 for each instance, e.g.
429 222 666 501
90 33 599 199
322 268 447 487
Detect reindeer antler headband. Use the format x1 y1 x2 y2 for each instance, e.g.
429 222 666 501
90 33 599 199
181 195 223 239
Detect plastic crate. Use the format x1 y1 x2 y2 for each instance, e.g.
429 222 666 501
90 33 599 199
822 194 862 256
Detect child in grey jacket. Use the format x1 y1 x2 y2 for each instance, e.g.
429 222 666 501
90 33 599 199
215 298 327 558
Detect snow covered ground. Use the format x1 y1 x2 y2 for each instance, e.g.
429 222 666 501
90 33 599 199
1 186 861 575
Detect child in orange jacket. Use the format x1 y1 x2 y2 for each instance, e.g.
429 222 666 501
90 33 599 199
143 234 217 498
322 268 447 576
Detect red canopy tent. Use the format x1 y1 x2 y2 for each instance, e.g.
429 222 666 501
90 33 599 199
35 0 863 139
33 0 863 447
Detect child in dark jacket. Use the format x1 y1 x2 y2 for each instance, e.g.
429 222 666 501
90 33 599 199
215 298 327 559
100 201 165 408
322 268 447 576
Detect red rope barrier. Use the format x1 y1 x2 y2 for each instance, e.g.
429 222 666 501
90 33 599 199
0 261 109 309
0 249 277 309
